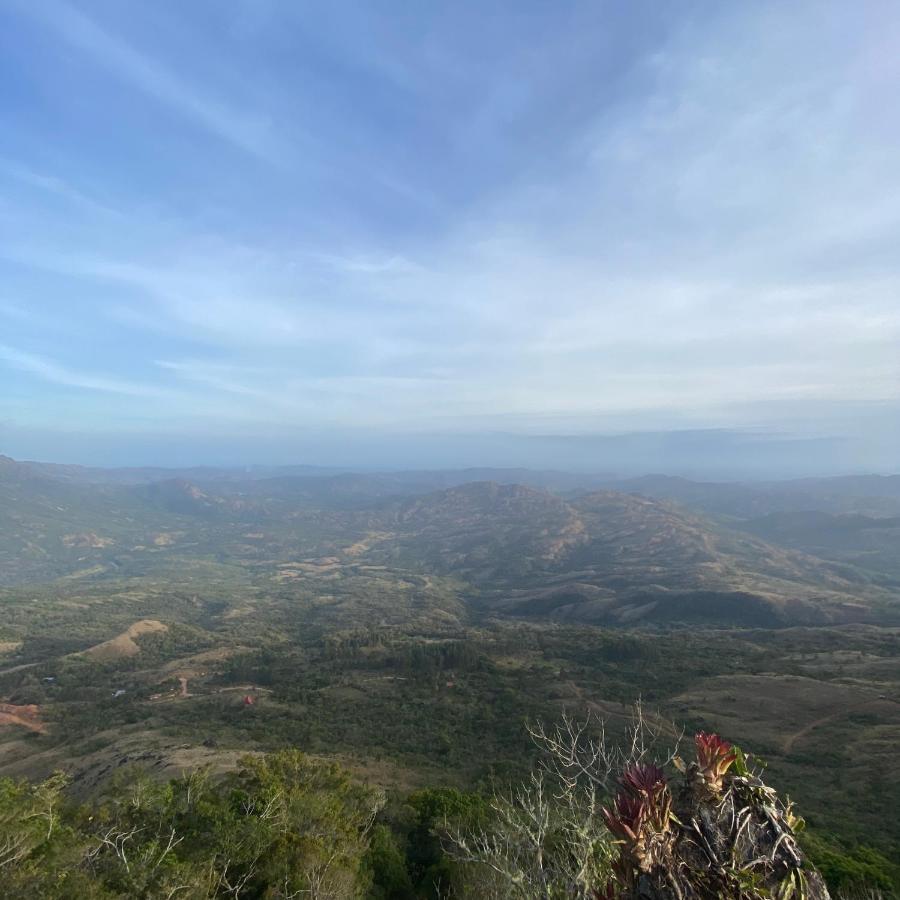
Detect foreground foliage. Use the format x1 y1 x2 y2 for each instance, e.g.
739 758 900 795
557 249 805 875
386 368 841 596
0 724 894 898
0 750 384 898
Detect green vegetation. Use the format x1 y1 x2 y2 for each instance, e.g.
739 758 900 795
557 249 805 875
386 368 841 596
0 751 385 898
2 603 897 895
0 457 898 895
0 729 892 897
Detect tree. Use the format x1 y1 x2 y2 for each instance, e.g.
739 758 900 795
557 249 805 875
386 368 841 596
0 772 101 898
220 750 384 898
0 751 385 898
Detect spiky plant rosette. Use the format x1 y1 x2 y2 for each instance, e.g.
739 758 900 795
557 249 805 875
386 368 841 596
603 763 671 838
602 789 646 843
602 762 675 879
694 731 737 791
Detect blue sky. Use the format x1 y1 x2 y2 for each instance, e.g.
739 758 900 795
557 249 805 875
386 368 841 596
0 0 898 470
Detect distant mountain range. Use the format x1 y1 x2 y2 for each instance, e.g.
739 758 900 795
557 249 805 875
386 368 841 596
619 473 900 518
18 456 900 513
1 454 898 627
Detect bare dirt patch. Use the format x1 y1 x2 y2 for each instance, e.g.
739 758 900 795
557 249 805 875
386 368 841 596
0 703 45 733
343 532 392 557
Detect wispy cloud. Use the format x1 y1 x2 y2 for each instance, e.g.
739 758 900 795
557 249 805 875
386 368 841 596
0 158 121 217
1 0 898 467
10 0 282 162
0 345 174 399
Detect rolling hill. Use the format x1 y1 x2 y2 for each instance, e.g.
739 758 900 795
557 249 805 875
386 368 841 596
1 456 899 891
1 456 897 627
354 482 892 626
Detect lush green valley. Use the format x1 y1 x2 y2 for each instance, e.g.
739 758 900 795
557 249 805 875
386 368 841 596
1 456 898 896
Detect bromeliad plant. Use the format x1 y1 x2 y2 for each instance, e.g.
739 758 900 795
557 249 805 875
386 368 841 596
452 713 831 900
603 763 671 839
620 763 666 801
603 789 646 844
602 734 741 887
602 762 674 877
694 731 737 791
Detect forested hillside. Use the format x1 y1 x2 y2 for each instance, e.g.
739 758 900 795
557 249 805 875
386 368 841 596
0 458 898 896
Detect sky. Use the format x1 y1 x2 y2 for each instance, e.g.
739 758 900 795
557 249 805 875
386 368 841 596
0 0 898 473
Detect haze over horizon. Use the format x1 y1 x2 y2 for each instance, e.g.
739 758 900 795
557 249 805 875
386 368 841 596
1 1 898 474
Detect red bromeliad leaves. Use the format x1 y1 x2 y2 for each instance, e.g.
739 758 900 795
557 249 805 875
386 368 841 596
621 762 672 829
695 732 737 788
621 762 666 798
603 762 673 843
603 789 645 840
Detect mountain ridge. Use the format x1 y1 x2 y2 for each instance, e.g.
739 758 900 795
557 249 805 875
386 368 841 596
1 456 897 627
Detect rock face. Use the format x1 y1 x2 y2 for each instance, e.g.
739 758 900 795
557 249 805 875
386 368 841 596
604 734 830 899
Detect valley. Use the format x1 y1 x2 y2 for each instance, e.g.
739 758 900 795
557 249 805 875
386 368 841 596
0 455 898 892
